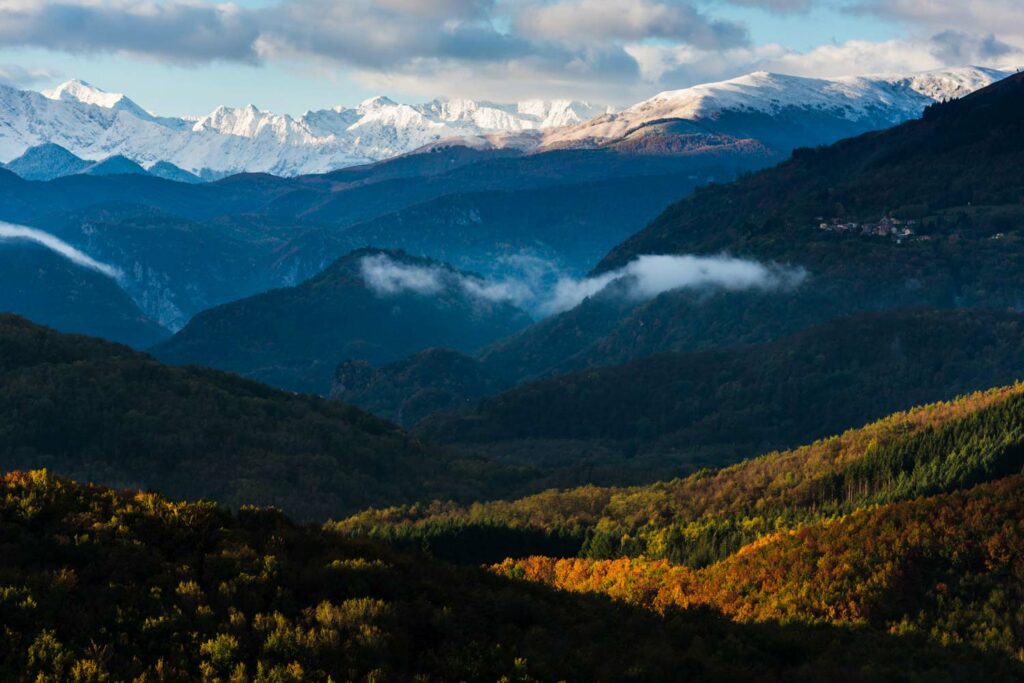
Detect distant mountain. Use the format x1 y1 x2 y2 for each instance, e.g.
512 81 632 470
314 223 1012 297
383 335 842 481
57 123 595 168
0 79 605 176
153 249 533 394
0 238 166 348
540 67 1009 155
3 142 89 180
0 70 1005 178
146 160 202 183
81 154 149 176
452 70 1024 386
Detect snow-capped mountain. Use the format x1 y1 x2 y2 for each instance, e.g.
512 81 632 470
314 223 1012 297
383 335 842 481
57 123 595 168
0 67 1009 178
540 67 1010 150
0 80 607 177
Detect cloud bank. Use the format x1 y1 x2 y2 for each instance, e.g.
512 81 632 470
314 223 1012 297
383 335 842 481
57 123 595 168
360 252 805 317
5 0 1020 104
0 222 121 279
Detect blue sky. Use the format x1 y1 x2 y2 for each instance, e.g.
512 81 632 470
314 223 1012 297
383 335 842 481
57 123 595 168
0 0 1019 117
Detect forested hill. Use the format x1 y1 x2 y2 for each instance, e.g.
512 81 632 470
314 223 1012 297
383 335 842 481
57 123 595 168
600 71 1024 268
418 309 1024 476
153 248 532 395
460 71 1024 386
4 470 1016 682
338 384 1024 667
337 382 1024 567
0 315 531 520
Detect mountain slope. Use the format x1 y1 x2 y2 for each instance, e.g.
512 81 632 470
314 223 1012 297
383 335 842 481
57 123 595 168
499 475 1024 665
3 470 1013 683
0 70 1003 177
2 143 89 180
0 240 166 348
0 315 528 520
0 79 604 176
338 381 1024 567
542 67 1008 154
420 309 1024 472
601 69 1024 268
153 249 533 395
466 70 1024 385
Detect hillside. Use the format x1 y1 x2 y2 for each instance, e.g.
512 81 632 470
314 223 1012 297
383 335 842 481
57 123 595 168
0 241 167 348
337 382 1024 566
462 71 1024 385
0 315 532 520
498 475 1024 665
153 249 533 395
603 70 1024 267
333 348 506 428
3 470 1015 682
332 171 702 279
414 309 1024 475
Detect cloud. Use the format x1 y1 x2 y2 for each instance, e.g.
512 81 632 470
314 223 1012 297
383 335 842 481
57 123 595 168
540 254 806 314
851 0 1024 40
360 252 804 318
722 0 811 13
360 254 444 295
0 64 59 87
1 0 1021 105
0 0 262 64
0 222 121 279
628 33 1024 90
511 0 747 49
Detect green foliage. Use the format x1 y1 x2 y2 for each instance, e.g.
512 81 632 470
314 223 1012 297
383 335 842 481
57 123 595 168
499 476 1024 665
339 384 1024 566
6 469 1015 682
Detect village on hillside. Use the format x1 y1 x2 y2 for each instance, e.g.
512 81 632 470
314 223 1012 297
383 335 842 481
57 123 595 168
816 215 929 242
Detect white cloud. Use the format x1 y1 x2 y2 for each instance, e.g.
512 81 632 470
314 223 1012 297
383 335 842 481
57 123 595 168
0 63 58 87
511 0 747 48
0 222 121 279
540 254 806 314
359 252 805 318
360 254 444 295
0 0 1020 104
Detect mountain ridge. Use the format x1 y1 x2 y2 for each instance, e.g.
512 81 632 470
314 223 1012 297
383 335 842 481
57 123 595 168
0 67 1007 177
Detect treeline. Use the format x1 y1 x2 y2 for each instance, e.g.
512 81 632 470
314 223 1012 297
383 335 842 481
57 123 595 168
337 384 1024 566
7 470 1016 682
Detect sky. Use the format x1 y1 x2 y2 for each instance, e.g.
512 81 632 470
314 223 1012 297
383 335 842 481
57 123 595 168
0 0 1020 117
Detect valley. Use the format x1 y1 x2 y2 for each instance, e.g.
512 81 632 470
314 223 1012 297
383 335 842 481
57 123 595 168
2 57 1024 681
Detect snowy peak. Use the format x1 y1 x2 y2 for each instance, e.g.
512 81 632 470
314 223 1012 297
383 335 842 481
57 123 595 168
42 79 152 119
0 67 1010 178
543 66 1012 148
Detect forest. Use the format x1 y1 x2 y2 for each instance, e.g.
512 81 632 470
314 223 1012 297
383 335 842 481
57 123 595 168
7 469 1020 682
337 383 1024 566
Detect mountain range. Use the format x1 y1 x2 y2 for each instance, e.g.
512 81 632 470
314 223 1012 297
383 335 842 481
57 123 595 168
0 67 1007 179
0 79 606 177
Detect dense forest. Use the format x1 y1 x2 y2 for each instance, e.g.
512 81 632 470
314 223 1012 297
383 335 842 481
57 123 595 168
0 315 541 521
338 384 1024 565
497 475 1024 664
8 470 1019 682
416 309 1024 478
